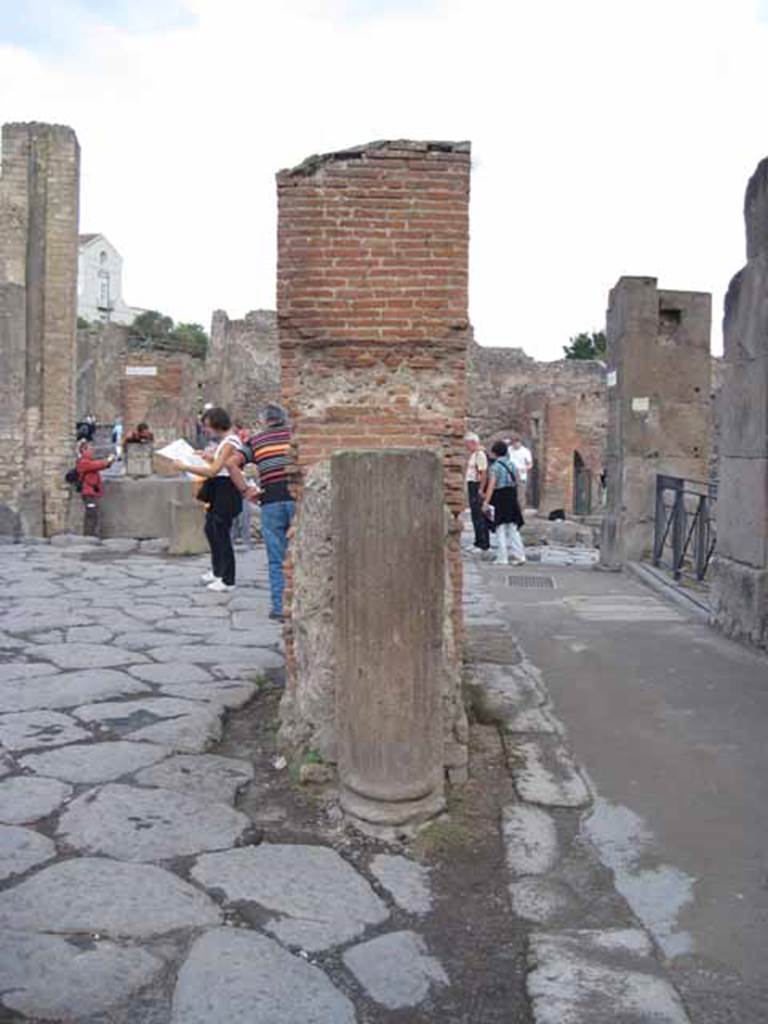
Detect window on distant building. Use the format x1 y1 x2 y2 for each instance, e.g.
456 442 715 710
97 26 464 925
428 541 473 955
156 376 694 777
98 272 110 309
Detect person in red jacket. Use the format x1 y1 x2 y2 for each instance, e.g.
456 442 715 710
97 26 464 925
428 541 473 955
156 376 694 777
75 440 115 537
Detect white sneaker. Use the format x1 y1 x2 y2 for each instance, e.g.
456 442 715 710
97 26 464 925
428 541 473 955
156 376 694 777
201 570 218 584
494 559 509 566
207 579 234 593
511 557 526 566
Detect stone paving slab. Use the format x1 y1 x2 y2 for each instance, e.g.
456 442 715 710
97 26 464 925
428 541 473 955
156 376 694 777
0 776 73 823
368 853 433 915
502 804 559 877
23 643 148 669
128 663 213 686
527 928 691 1023
73 697 223 752
21 740 172 784
0 823 56 881
146 645 284 669
0 668 152 713
0 709 91 752
134 754 254 805
0 857 222 937
57 782 252 861
0 662 60 684
171 928 356 1024
192 844 390 951
512 738 591 808
343 930 448 1010
0 931 165 1019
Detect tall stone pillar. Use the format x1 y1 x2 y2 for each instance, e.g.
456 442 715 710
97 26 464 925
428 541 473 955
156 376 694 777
276 140 471 792
334 449 445 825
0 122 80 537
712 158 768 650
599 276 711 568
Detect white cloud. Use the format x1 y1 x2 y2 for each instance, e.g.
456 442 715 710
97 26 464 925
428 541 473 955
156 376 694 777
1 0 766 358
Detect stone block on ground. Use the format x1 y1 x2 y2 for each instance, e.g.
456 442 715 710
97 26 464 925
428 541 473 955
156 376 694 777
171 928 355 1024
73 696 223 752
343 930 449 1010
0 776 73 823
134 754 254 805
509 877 580 924
0 931 164 1021
0 709 91 751
191 844 389 951
0 824 56 881
139 537 170 554
20 740 171 784
512 738 591 808
545 520 596 548
0 668 151 713
23 642 147 670
0 857 221 937
369 853 433 915
168 499 208 555
102 537 140 553
502 804 559 877
527 929 690 1023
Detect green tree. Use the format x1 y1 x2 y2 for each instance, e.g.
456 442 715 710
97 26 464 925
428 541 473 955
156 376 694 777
131 310 174 344
171 322 208 358
563 331 607 361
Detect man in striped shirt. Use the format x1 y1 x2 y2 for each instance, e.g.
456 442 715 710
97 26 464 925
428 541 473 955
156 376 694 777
247 404 295 622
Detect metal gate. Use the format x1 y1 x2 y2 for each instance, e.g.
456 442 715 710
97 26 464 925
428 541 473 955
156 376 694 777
653 475 717 582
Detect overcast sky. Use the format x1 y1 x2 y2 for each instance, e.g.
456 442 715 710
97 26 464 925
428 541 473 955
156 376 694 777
1 0 767 359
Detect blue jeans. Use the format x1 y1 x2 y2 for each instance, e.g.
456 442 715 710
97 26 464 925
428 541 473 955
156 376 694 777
260 500 295 615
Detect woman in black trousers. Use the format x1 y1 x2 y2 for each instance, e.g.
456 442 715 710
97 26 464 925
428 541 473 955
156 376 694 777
173 406 243 593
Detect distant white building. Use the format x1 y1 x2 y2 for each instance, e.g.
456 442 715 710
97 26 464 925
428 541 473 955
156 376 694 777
77 233 144 326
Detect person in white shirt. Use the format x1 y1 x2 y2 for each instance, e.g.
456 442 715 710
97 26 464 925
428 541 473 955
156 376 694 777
465 432 490 551
506 435 533 512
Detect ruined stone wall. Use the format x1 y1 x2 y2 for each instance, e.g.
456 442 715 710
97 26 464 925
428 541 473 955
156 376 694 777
276 140 470 781
468 341 607 513
76 322 130 424
712 157 768 650
600 276 712 566
122 350 202 445
0 122 79 537
76 323 203 442
205 309 280 425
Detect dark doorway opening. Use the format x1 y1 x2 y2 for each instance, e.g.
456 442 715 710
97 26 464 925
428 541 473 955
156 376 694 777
573 451 592 515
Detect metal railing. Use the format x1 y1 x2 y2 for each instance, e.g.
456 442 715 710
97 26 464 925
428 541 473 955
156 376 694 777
653 475 717 582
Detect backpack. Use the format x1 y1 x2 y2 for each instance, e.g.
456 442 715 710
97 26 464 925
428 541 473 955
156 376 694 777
65 468 82 492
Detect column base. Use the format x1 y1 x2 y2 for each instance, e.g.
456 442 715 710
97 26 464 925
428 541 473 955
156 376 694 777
340 785 446 830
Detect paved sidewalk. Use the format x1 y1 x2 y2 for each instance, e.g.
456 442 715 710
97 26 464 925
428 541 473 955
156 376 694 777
471 554 768 1024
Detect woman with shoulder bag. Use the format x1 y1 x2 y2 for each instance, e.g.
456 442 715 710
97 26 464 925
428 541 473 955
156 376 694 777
482 440 526 566
173 406 243 592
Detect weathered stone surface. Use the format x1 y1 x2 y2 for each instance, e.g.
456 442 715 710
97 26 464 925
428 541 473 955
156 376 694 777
65 624 114 644
0 823 56 880
0 662 60 683
157 678 258 709
171 928 356 1024
509 878 580 924
129 662 213 686
73 696 223 752
135 754 254 805
102 537 140 553
0 776 72 823
0 709 90 751
57 782 252 861
21 740 171 783
192 844 389 951
369 854 433 915
343 930 448 1010
502 804 559 877
513 739 591 807
23 643 147 669
527 929 690 1023
0 668 151 713
0 857 221 937
0 931 163 1020
344 929 448 1007
147 645 284 668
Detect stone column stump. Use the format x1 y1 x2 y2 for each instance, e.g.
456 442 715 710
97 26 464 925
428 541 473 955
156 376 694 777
333 449 445 827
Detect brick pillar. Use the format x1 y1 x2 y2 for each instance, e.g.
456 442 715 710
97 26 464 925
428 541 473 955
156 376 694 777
541 400 577 516
276 140 471 785
0 122 80 537
712 158 768 650
599 276 712 567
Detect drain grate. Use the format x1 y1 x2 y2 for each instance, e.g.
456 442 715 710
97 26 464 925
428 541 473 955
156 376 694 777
506 575 556 589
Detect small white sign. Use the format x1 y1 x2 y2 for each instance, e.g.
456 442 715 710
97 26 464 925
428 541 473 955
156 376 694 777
125 366 157 377
606 370 617 387
631 396 651 413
